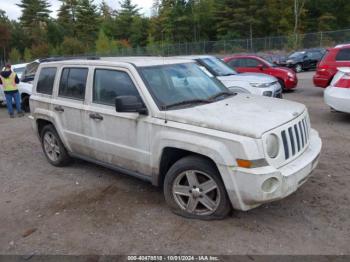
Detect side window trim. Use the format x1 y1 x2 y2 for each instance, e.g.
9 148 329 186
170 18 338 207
58 67 89 101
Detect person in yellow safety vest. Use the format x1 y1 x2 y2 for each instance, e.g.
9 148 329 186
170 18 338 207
0 64 24 118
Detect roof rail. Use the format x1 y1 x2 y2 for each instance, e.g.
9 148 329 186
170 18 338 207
38 56 100 63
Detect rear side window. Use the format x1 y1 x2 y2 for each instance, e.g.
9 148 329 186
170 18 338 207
36 67 57 95
59 68 88 100
93 69 139 106
335 48 350 61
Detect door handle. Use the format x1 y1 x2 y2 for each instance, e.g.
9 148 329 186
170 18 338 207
89 113 103 121
54 106 64 112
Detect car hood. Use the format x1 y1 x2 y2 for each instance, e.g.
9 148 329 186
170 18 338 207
217 72 277 84
163 94 305 138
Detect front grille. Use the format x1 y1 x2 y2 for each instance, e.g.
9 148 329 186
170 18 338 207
281 116 310 160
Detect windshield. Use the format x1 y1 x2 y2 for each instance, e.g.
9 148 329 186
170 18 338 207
288 51 305 59
140 63 230 110
262 56 277 67
13 67 25 75
198 57 237 76
21 61 39 81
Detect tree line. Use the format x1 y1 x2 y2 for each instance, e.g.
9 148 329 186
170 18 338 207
0 0 349 63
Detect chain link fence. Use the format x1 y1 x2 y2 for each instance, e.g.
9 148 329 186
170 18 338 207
103 29 350 57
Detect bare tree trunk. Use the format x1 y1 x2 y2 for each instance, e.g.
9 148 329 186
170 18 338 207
293 0 305 48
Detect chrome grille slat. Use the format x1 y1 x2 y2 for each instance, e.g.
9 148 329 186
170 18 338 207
288 127 296 156
294 125 301 151
299 121 305 147
281 130 289 159
280 115 310 160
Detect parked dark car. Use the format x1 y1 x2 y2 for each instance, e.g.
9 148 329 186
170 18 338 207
278 48 326 73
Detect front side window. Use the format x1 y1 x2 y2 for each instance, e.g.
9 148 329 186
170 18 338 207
93 69 139 106
243 58 260 67
140 63 230 109
36 67 57 95
59 68 88 100
336 48 350 61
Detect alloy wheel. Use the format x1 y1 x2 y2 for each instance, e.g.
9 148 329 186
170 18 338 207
172 170 221 216
43 131 61 162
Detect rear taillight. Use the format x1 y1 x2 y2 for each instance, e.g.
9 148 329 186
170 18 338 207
335 74 350 88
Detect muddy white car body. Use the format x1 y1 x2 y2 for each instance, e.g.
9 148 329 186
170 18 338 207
30 57 321 218
176 55 282 98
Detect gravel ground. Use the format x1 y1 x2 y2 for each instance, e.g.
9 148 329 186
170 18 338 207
0 72 349 255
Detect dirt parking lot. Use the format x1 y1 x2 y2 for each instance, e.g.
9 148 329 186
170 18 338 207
0 72 349 256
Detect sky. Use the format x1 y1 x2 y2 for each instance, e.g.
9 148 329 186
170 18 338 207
1 0 154 20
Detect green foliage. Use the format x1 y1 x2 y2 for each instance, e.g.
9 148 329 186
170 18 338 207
3 0 350 59
75 0 99 50
95 30 113 55
60 37 85 55
9 48 21 63
31 43 49 58
23 48 32 61
17 0 51 44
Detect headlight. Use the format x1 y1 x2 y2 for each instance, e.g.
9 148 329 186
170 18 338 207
287 72 294 78
263 91 273 97
266 134 279 158
286 59 293 63
250 82 272 88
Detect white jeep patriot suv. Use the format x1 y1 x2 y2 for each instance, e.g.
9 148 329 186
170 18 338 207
30 57 322 219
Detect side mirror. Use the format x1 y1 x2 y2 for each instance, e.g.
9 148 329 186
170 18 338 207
257 64 264 70
115 95 148 115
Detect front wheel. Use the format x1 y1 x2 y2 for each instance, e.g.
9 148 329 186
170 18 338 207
164 156 231 220
21 95 30 112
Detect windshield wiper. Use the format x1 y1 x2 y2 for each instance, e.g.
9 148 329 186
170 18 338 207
207 91 235 101
162 99 211 110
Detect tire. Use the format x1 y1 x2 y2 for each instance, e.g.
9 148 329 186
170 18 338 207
40 125 71 167
21 95 30 112
278 79 286 92
295 63 303 73
164 155 231 220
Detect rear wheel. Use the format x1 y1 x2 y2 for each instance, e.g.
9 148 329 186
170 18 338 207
40 125 71 166
295 63 303 73
164 156 231 220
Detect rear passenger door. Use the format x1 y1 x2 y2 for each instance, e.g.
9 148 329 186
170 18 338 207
84 67 152 177
53 67 90 154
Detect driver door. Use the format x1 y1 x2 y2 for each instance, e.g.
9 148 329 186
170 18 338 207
83 67 153 177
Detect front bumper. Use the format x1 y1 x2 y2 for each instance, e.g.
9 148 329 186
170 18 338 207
219 129 322 211
324 86 350 113
284 77 298 89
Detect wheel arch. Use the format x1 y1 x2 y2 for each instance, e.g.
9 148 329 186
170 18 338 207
156 147 219 187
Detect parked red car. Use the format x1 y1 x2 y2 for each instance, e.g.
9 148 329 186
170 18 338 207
223 55 298 90
313 44 350 88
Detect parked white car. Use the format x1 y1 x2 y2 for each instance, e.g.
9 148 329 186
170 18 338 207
30 57 321 219
324 67 350 113
176 55 282 98
0 62 32 111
